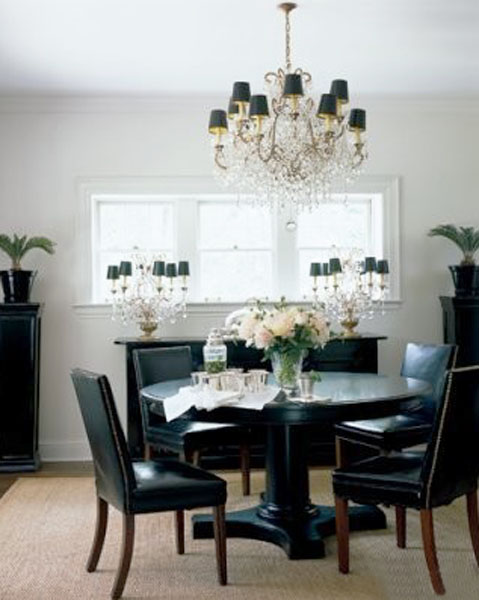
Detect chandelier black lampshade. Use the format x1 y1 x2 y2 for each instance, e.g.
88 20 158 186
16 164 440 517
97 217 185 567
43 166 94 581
322 262 330 276
249 95 270 117
178 261 190 276
283 73 304 97
329 258 342 273
232 81 251 103
348 108 366 131
107 265 119 280
152 261 165 276
317 93 338 118
166 263 177 278
119 261 132 276
364 256 377 272
377 259 389 274
310 262 322 277
227 98 239 119
330 79 349 103
208 109 228 134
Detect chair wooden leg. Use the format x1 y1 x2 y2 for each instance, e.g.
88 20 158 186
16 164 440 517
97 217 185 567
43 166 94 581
239 442 251 496
466 490 479 566
335 495 349 574
175 510 185 555
192 450 201 466
86 496 108 572
213 504 227 586
143 444 152 461
111 514 135 600
395 506 406 548
182 449 200 465
420 509 445 595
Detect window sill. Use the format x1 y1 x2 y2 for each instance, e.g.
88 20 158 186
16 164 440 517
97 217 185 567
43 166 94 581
72 299 403 319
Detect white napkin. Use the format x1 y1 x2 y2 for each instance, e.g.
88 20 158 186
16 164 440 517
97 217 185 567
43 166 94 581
163 385 281 422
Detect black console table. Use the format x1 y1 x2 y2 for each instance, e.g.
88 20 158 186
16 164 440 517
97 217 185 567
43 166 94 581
0 303 41 472
116 334 386 465
440 296 479 366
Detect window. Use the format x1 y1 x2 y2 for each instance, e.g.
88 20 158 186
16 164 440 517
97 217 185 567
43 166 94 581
80 177 399 305
198 201 273 301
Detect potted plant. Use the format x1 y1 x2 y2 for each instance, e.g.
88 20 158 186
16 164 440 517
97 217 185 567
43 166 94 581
0 234 56 303
428 224 479 296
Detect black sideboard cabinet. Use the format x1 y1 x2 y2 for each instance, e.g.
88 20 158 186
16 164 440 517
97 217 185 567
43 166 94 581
440 296 479 366
116 335 386 466
0 303 41 472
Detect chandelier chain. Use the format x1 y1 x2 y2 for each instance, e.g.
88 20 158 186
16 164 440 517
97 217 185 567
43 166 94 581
285 10 292 73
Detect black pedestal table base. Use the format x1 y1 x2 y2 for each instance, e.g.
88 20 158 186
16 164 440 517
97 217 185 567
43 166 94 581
193 423 386 559
193 503 386 559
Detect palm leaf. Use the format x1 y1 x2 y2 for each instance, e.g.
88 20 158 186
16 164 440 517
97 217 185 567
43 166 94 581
428 224 479 264
21 236 56 258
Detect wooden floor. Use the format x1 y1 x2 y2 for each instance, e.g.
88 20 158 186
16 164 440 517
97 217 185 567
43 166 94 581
0 462 94 499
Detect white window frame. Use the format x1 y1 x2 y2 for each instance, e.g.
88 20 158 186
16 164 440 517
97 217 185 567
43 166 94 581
74 175 400 308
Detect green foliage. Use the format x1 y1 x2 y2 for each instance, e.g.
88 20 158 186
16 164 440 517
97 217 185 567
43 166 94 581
0 234 56 270
428 224 479 265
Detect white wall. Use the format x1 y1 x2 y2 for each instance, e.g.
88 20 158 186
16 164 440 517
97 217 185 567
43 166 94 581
0 95 477 461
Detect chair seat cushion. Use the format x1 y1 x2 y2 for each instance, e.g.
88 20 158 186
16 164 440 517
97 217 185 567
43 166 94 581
335 413 432 451
333 452 425 509
145 420 248 453
130 459 227 514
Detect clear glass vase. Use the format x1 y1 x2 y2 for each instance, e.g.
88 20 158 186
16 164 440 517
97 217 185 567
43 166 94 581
270 350 306 393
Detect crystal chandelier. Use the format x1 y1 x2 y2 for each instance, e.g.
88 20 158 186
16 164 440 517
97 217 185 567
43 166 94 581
106 250 190 339
208 2 368 211
310 249 389 337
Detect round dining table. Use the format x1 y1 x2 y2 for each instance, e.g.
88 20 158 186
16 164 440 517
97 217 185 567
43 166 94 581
141 372 431 560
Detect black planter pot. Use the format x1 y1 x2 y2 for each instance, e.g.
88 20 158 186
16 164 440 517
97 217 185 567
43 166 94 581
449 265 479 297
0 270 37 303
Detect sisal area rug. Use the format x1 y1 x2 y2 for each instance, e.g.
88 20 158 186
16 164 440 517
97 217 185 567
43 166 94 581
0 470 478 600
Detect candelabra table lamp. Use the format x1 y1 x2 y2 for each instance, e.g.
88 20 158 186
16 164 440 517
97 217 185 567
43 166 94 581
310 252 389 337
107 252 190 339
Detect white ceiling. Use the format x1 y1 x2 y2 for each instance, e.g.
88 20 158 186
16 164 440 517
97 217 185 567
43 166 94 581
0 0 477 97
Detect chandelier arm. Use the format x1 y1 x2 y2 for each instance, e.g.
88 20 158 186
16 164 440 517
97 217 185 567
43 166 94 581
214 149 228 170
285 9 292 72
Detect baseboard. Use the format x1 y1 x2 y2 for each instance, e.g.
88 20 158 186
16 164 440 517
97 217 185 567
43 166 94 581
39 441 92 462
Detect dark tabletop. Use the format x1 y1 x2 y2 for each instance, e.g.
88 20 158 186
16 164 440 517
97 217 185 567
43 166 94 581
141 372 432 426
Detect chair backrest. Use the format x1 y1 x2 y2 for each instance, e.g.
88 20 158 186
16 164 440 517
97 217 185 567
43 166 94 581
420 365 479 509
132 346 193 389
400 342 457 418
71 369 135 512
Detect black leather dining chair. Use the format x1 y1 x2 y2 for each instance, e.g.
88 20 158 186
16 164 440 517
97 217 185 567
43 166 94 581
335 343 457 466
332 364 479 594
71 368 227 599
133 346 251 495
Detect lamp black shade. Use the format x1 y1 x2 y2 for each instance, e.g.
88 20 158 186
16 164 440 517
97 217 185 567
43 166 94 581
377 259 389 274
227 98 239 119
178 261 190 276
119 261 132 276
330 79 349 103
152 261 165 276
310 262 322 277
166 263 177 278
364 256 377 272
249 94 269 117
283 73 304 97
349 108 366 131
232 81 251 103
317 93 338 117
208 109 228 133
106 265 119 280
322 262 330 276
329 258 342 273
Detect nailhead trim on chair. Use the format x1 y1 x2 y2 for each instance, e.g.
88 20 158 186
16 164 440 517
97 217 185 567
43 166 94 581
424 364 479 508
97 374 132 513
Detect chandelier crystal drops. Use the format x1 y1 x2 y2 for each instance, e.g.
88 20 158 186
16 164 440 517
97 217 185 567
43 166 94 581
208 2 368 211
106 250 190 339
310 249 389 338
